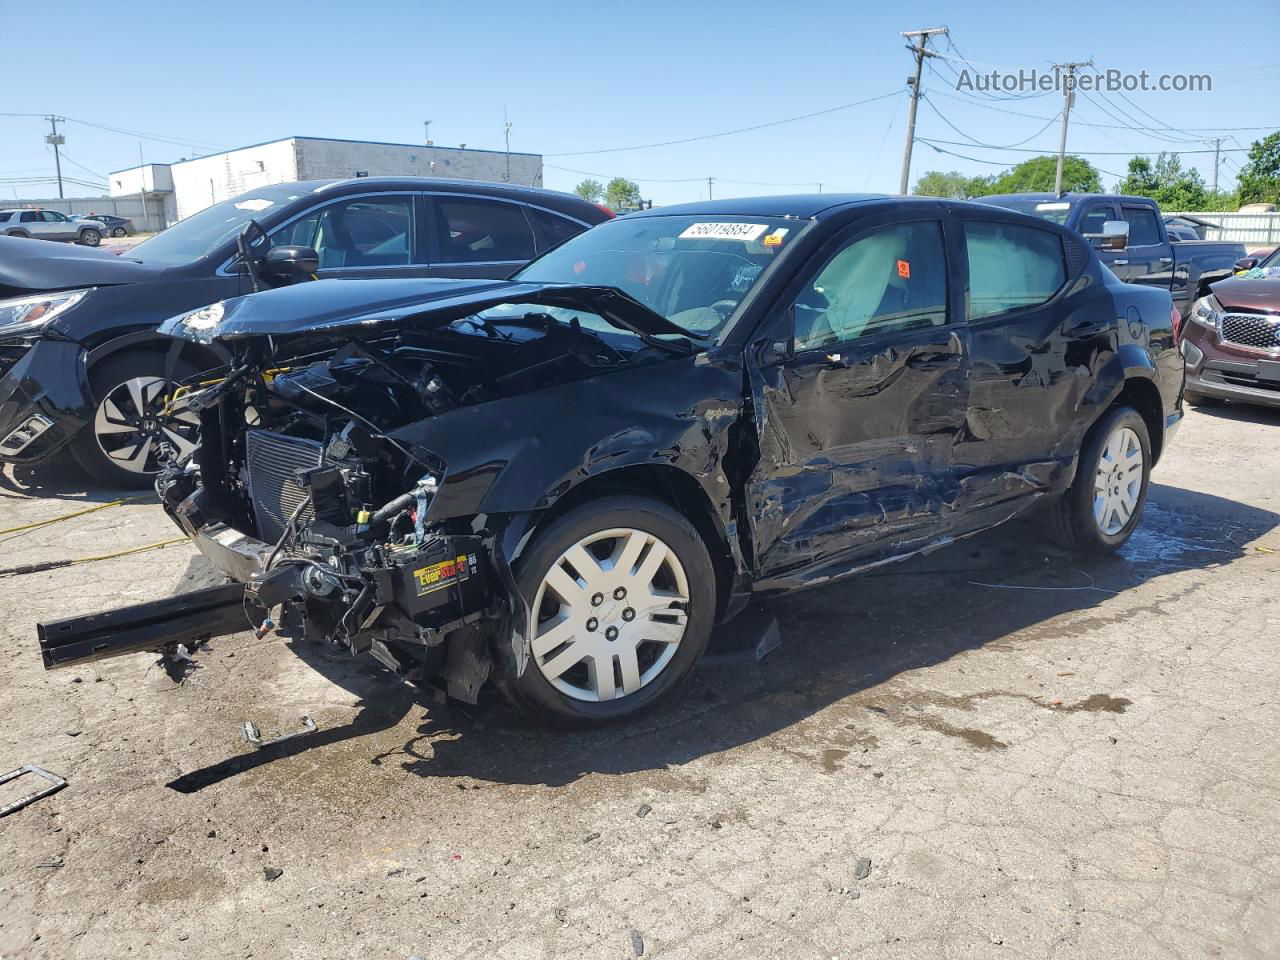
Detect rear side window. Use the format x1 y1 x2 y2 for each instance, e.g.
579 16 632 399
1122 206 1161 246
433 197 535 263
528 207 586 251
0 213 10 223
964 221 1066 320
795 220 948 350
20 212 39 223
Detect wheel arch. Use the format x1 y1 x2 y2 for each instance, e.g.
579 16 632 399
513 463 739 621
84 331 228 387
1111 375 1165 463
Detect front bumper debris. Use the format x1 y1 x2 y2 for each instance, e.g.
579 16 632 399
37 582 247 669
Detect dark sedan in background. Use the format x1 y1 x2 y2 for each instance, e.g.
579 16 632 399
0 177 611 485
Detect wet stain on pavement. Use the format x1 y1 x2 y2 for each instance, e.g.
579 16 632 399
821 748 850 773
1055 693 1131 714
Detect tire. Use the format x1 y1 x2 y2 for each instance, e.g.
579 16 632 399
111 227 127 238
1184 390 1222 407
69 352 202 489
1046 405 1152 555
503 495 717 727
78 228 101 247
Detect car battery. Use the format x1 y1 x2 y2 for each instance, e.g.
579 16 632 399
388 535 488 628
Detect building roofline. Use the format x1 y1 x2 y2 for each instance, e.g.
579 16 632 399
160 135 540 168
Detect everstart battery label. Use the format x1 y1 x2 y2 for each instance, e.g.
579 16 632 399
412 554 476 596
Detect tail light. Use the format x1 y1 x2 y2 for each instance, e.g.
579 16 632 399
593 203 615 219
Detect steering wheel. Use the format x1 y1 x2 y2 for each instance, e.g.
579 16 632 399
710 299 739 320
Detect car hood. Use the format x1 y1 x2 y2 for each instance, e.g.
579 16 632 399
159 277 701 343
1211 273 1280 314
0 235 167 293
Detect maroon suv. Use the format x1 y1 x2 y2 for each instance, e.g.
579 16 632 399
1182 248 1280 408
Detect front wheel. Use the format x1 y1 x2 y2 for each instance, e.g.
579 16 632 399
69 352 201 489
504 495 717 727
78 228 101 247
1045 405 1152 554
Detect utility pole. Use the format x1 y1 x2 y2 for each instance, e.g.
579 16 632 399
707 177 714 200
1209 137 1223 193
137 142 151 233
898 26 947 195
1053 61 1091 196
503 107 512 182
423 120 432 145
44 116 66 199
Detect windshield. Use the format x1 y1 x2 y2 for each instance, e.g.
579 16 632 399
125 185 310 266
512 214 806 339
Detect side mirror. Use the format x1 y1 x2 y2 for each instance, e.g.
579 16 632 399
1234 256 1260 272
759 337 791 367
261 245 320 278
1085 220 1129 252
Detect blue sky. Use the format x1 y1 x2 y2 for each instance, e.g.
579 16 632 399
3 0 1277 205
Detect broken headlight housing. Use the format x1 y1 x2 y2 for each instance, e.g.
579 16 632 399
1189 294 1222 331
0 288 89 337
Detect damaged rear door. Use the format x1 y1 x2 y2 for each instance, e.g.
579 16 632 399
743 211 970 587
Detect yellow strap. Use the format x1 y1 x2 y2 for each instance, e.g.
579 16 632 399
69 537 189 565
0 497 144 536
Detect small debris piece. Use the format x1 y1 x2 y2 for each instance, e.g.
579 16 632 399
630 929 645 956
849 890 861 900
853 857 873 881
636 803 652 819
65 730 81 738
263 866 283 881
207 830 217 838
387 867 404 877
0 765 67 818
553 907 568 924
583 832 601 843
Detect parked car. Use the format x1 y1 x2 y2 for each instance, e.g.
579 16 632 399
0 209 103 246
0 177 612 486
980 193 1244 319
74 213 134 237
1181 245 1280 408
38 194 1184 726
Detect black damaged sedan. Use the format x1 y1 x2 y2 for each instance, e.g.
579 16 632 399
39 194 1184 726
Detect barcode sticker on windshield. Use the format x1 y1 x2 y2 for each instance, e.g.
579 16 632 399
679 222 769 242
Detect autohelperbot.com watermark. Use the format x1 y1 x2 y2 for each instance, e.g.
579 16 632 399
955 67 1211 94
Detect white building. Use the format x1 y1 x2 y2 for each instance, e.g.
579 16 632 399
110 136 544 224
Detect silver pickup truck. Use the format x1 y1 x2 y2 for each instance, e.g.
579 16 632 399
0 209 103 246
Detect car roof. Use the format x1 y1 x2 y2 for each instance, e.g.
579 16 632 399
624 193 894 221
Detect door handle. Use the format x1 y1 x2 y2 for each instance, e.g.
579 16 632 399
1070 320 1109 338
1159 256 1173 264
906 353 962 371
1113 259 1129 266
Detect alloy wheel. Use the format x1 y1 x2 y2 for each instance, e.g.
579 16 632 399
530 527 691 702
93 375 200 475
81 230 100 246
1093 425 1144 535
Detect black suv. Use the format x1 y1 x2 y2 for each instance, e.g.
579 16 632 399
41 194 1185 728
0 177 611 486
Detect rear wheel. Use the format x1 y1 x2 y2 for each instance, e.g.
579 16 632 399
77 228 102 247
111 227 127 238
69 352 201 489
504 495 717 727
1046 405 1151 554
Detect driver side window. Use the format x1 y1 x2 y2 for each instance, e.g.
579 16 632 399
794 220 947 351
270 197 413 269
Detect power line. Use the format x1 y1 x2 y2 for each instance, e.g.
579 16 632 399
546 89 902 157
921 95 1060 149
916 138 1126 180
916 136 1250 156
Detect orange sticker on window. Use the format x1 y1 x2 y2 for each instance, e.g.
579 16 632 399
897 259 911 279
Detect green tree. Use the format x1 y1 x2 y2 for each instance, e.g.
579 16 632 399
573 179 604 203
989 155 1102 194
912 170 995 199
1237 132 1280 207
1119 152 1206 209
604 177 642 211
